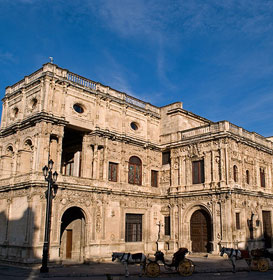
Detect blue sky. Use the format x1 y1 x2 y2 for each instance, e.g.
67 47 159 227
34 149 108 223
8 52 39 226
0 0 273 136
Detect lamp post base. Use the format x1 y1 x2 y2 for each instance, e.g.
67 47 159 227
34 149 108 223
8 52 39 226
40 265 49 273
40 245 49 273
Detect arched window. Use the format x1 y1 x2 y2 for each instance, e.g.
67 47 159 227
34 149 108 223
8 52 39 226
246 170 250 184
128 156 142 185
24 139 33 150
233 165 238 182
6 145 14 156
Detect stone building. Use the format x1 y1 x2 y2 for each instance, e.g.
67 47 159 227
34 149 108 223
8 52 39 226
0 63 272 264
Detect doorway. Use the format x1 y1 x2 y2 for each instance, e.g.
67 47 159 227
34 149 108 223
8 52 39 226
262 211 272 248
60 207 86 262
190 209 212 252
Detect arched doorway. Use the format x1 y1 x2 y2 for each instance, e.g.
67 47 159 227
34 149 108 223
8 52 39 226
190 209 212 253
60 207 86 262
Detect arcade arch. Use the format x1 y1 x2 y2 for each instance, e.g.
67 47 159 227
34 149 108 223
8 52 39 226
190 209 212 253
60 206 86 262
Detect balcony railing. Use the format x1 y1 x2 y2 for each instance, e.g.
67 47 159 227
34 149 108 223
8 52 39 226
66 72 96 90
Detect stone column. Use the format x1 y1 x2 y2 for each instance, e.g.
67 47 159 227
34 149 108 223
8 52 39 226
181 157 186 187
255 160 259 188
49 137 58 168
24 195 33 245
33 131 40 173
211 150 215 184
172 157 179 187
120 203 125 241
212 199 221 252
204 152 210 186
73 151 81 177
103 139 108 181
219 148 227 187
169 205 176 251
41 76 51 112
55 129 64 174
185 157 191 186
268 165 272 189
81 135 93 178
13 137 20 176
102 202 106 240
36 124 52 172
5 198 11 243
92 145 98 180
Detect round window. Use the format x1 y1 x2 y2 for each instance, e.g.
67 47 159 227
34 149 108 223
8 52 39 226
130 122 139 130
73 104 84 114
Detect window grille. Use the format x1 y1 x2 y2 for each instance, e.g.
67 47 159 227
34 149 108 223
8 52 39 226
128 156 142 185
125 214 142 242
108 162 118 182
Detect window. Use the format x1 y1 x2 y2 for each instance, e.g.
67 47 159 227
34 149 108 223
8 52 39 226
108 162 118 182
260 168 266 188
236 213 240 230
246 170 250 184
164 216 171 235
130 122 139 130
73 103 84 114
162 151 171 165
233 165 238 182
151 170 158 187
125 214 142 242
128 156 142 185
192 159 204 184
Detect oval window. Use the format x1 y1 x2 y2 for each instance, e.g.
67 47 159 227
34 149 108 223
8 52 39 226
73 104 84 114
130 122 138 130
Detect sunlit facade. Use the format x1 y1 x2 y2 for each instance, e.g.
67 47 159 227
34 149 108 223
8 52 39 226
0 63 272 264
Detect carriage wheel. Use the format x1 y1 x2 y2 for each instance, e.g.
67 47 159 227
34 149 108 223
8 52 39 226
178 259 194 276
257 258 269 272
146 262 160 277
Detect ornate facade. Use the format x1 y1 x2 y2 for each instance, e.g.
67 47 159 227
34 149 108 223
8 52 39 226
0 63 272 264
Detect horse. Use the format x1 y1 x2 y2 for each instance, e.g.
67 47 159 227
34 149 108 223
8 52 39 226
220 247 251 273
112 252 146 277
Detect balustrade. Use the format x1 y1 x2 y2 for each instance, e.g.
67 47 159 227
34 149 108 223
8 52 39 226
66 72 96 90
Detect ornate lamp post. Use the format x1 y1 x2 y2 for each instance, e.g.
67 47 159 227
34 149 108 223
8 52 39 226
40 159 58 273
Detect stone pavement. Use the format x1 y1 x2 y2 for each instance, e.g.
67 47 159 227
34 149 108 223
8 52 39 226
0 254 272 279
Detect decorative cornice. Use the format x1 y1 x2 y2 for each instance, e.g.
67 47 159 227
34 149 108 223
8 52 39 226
0 112 68 137
89 128 161 151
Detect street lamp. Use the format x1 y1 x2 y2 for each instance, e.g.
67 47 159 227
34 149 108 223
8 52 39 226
40 159 58 273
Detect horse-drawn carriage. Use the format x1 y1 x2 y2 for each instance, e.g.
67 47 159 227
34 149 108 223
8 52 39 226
146 248 195 277
249 248 273 272
220 247 273 273
112 248 195 277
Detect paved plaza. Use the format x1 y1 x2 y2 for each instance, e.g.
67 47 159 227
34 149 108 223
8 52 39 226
0 254 272 279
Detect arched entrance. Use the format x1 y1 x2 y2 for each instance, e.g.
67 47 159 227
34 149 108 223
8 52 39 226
60 207 86 262
190 209 212 253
